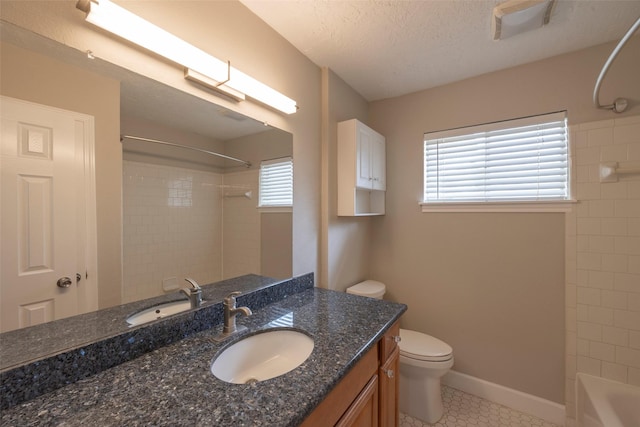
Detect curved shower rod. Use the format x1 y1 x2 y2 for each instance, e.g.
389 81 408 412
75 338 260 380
593 16 640 113
121 135 252 168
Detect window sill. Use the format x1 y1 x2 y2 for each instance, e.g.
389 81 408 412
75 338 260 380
258 206 292 213
420 200 577 213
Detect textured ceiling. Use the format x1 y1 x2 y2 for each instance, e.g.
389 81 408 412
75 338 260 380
240 0 640 101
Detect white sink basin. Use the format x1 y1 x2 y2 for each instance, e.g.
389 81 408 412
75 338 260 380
126 300 194 326
211 329 314 384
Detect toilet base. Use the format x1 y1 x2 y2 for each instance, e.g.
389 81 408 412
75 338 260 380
399 364 445 424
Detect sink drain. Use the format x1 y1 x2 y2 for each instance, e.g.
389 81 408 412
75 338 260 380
244 378 259 385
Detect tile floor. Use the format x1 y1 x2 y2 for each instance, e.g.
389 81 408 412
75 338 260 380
399 385 561 427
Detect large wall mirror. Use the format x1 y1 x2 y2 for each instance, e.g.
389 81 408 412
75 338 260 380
0 21 293 334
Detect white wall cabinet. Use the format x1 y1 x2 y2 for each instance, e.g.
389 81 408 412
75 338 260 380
338 119 386 216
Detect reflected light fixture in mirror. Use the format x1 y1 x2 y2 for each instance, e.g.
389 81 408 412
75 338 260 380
75 0 298 114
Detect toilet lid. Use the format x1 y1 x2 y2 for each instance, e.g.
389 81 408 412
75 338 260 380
346 280 386 297
399 329 453 362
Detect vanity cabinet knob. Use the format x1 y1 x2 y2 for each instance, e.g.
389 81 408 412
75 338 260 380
383 369 394 378
392 335 401 343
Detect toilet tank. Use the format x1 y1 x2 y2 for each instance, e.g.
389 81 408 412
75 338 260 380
346 280 386 299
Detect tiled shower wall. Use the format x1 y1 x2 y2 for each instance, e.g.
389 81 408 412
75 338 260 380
122 161 224 303
565 115 640 425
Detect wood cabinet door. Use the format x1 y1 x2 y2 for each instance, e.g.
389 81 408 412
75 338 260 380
379 346 400 427
380 321 400 362
301 345 378 427
337 375 379 427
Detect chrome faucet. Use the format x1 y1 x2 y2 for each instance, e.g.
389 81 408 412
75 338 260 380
223 291 252 333
214 291 252 341
180 278 203 309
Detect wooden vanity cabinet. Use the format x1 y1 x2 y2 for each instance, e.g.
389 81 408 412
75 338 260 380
378 320 401 427
301 320 401 427
336 375 379 427
301 345 378 427
379 347 399 426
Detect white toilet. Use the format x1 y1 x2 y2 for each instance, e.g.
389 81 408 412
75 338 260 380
346 280 454 424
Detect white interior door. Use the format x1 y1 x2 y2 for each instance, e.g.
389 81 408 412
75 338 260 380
0 96 97 333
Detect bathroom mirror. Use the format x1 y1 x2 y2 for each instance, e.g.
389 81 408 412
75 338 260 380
0 22 293 329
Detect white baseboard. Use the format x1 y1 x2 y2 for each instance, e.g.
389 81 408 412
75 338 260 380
443 370 566 426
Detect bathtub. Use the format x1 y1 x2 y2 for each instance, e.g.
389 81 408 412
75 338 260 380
576 373 640 427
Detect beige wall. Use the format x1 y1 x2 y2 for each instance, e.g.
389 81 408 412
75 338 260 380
224 128 293 170
321 68 373 290
1 0 321 283
261 212 293 279
368 37 640 405
0 41 122 309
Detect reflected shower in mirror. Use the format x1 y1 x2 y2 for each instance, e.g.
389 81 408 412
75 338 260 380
120 115 292 304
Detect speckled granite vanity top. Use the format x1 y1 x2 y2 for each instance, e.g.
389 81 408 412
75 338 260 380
1 278 406 426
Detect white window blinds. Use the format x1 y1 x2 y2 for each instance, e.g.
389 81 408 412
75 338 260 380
259 157 293 207
424 112 568 203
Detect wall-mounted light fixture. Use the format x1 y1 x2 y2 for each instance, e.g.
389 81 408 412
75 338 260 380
492 0 555 40
76 0 298 114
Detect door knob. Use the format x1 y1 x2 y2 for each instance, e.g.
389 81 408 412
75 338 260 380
57 277 72 288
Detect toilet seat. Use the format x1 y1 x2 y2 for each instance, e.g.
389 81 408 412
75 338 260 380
399 329 453 362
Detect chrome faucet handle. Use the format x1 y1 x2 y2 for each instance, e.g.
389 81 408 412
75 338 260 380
224 291 242 306
184 278 202 291
181 278 203 309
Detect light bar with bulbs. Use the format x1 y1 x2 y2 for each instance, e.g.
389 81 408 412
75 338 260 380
76 0 298 114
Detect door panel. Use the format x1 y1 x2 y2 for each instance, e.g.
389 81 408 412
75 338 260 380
19 175 53 273
1 96 95 332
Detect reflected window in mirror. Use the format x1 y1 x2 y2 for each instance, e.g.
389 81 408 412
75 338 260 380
259 157 293 208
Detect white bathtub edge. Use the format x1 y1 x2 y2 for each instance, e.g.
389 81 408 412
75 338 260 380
575 372 640 427
443 370 565 426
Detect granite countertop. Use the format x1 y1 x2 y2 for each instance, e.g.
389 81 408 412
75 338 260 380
1 287 406 426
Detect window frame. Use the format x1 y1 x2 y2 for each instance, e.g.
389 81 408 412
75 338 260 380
421 111 575 213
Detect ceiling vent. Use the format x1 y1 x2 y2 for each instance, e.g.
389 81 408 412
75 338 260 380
492 0 555 40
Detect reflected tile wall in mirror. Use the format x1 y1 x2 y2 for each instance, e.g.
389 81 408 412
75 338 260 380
123 161 223 302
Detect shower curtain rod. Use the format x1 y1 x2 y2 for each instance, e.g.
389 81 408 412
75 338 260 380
593 16 640 113
121 135 252 168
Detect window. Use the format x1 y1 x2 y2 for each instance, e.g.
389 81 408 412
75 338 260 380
423 111 571 212
259 157 293 208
